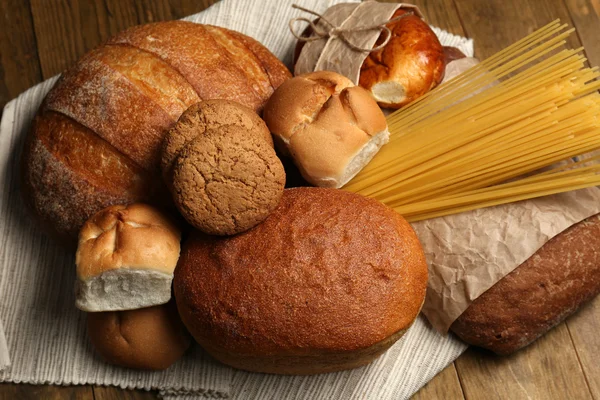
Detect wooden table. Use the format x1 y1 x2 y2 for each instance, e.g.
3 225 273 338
1 0 599 399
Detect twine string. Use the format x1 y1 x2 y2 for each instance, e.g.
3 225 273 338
289 4 413 52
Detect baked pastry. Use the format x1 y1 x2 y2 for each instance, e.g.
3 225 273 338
359 9 445 108
171 125 285 235
21 20 291 244
451 213 600 355
294 9 445 109
174 187 428 374
87 301 190 370
75 203 181 312
161 99 273 185
263 71 389 188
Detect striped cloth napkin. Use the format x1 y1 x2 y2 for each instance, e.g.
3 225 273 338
0 0 473 398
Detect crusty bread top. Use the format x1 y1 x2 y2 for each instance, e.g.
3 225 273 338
174 187 427 356
76 203 181 279
359 10 445 108
263 71 388 184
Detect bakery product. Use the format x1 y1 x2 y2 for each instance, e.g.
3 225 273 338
75 203 181 312
451 213 600 355
87 301 190 370
174 187 428 374
359 9 445 108
294 9 444 109
263 71 389 188
21 20 291 244
171 125 285 235
161 100 273 185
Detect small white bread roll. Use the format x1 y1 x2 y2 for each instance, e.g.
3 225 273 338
263 71 389 188
75 203 181 312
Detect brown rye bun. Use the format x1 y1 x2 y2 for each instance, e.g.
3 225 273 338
21 21 291 244
174 187 428 374
160 99 274 186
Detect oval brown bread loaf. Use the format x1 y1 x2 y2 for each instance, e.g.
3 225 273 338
174 187 428 374
21 21 291 244
450 213 600 355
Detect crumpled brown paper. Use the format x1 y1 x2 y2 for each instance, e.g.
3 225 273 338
294 2 422 83
414 186 600 333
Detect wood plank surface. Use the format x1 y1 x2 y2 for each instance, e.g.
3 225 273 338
455 323 593 399
0 382 93 400
0 0 42 111
412 364 464 400
566 296 600 399
1 0 600 399
564 0 600 66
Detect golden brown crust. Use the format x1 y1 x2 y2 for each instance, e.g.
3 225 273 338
20 111 160 243
263 71 388 187
224 28 292 94
160 100 273 184
359 10 445 108
107 21 280 113
87 301 191 370
45 47 175 171
76 203 181 279
451 213 600 355
171 126 285 236
174 187 427 374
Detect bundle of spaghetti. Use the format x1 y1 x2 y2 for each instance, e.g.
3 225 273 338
344 20 600 222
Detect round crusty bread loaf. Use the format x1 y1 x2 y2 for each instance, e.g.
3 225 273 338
87 301 190 370
75 203 181 312
174 187 428 375
21 21 291 244
263 71 389 189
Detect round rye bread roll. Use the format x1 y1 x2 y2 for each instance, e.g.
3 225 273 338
161 99 274 185
174 187 428 374
171 125 285 235
21 20 291 244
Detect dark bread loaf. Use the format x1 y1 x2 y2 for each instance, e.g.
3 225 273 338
21 21 291 244
451 213 600 355
174 187 428 374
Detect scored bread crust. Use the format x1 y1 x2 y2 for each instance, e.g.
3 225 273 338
21 20 291 243
263 71 389 189
75 203 181 312
174 187 428 374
